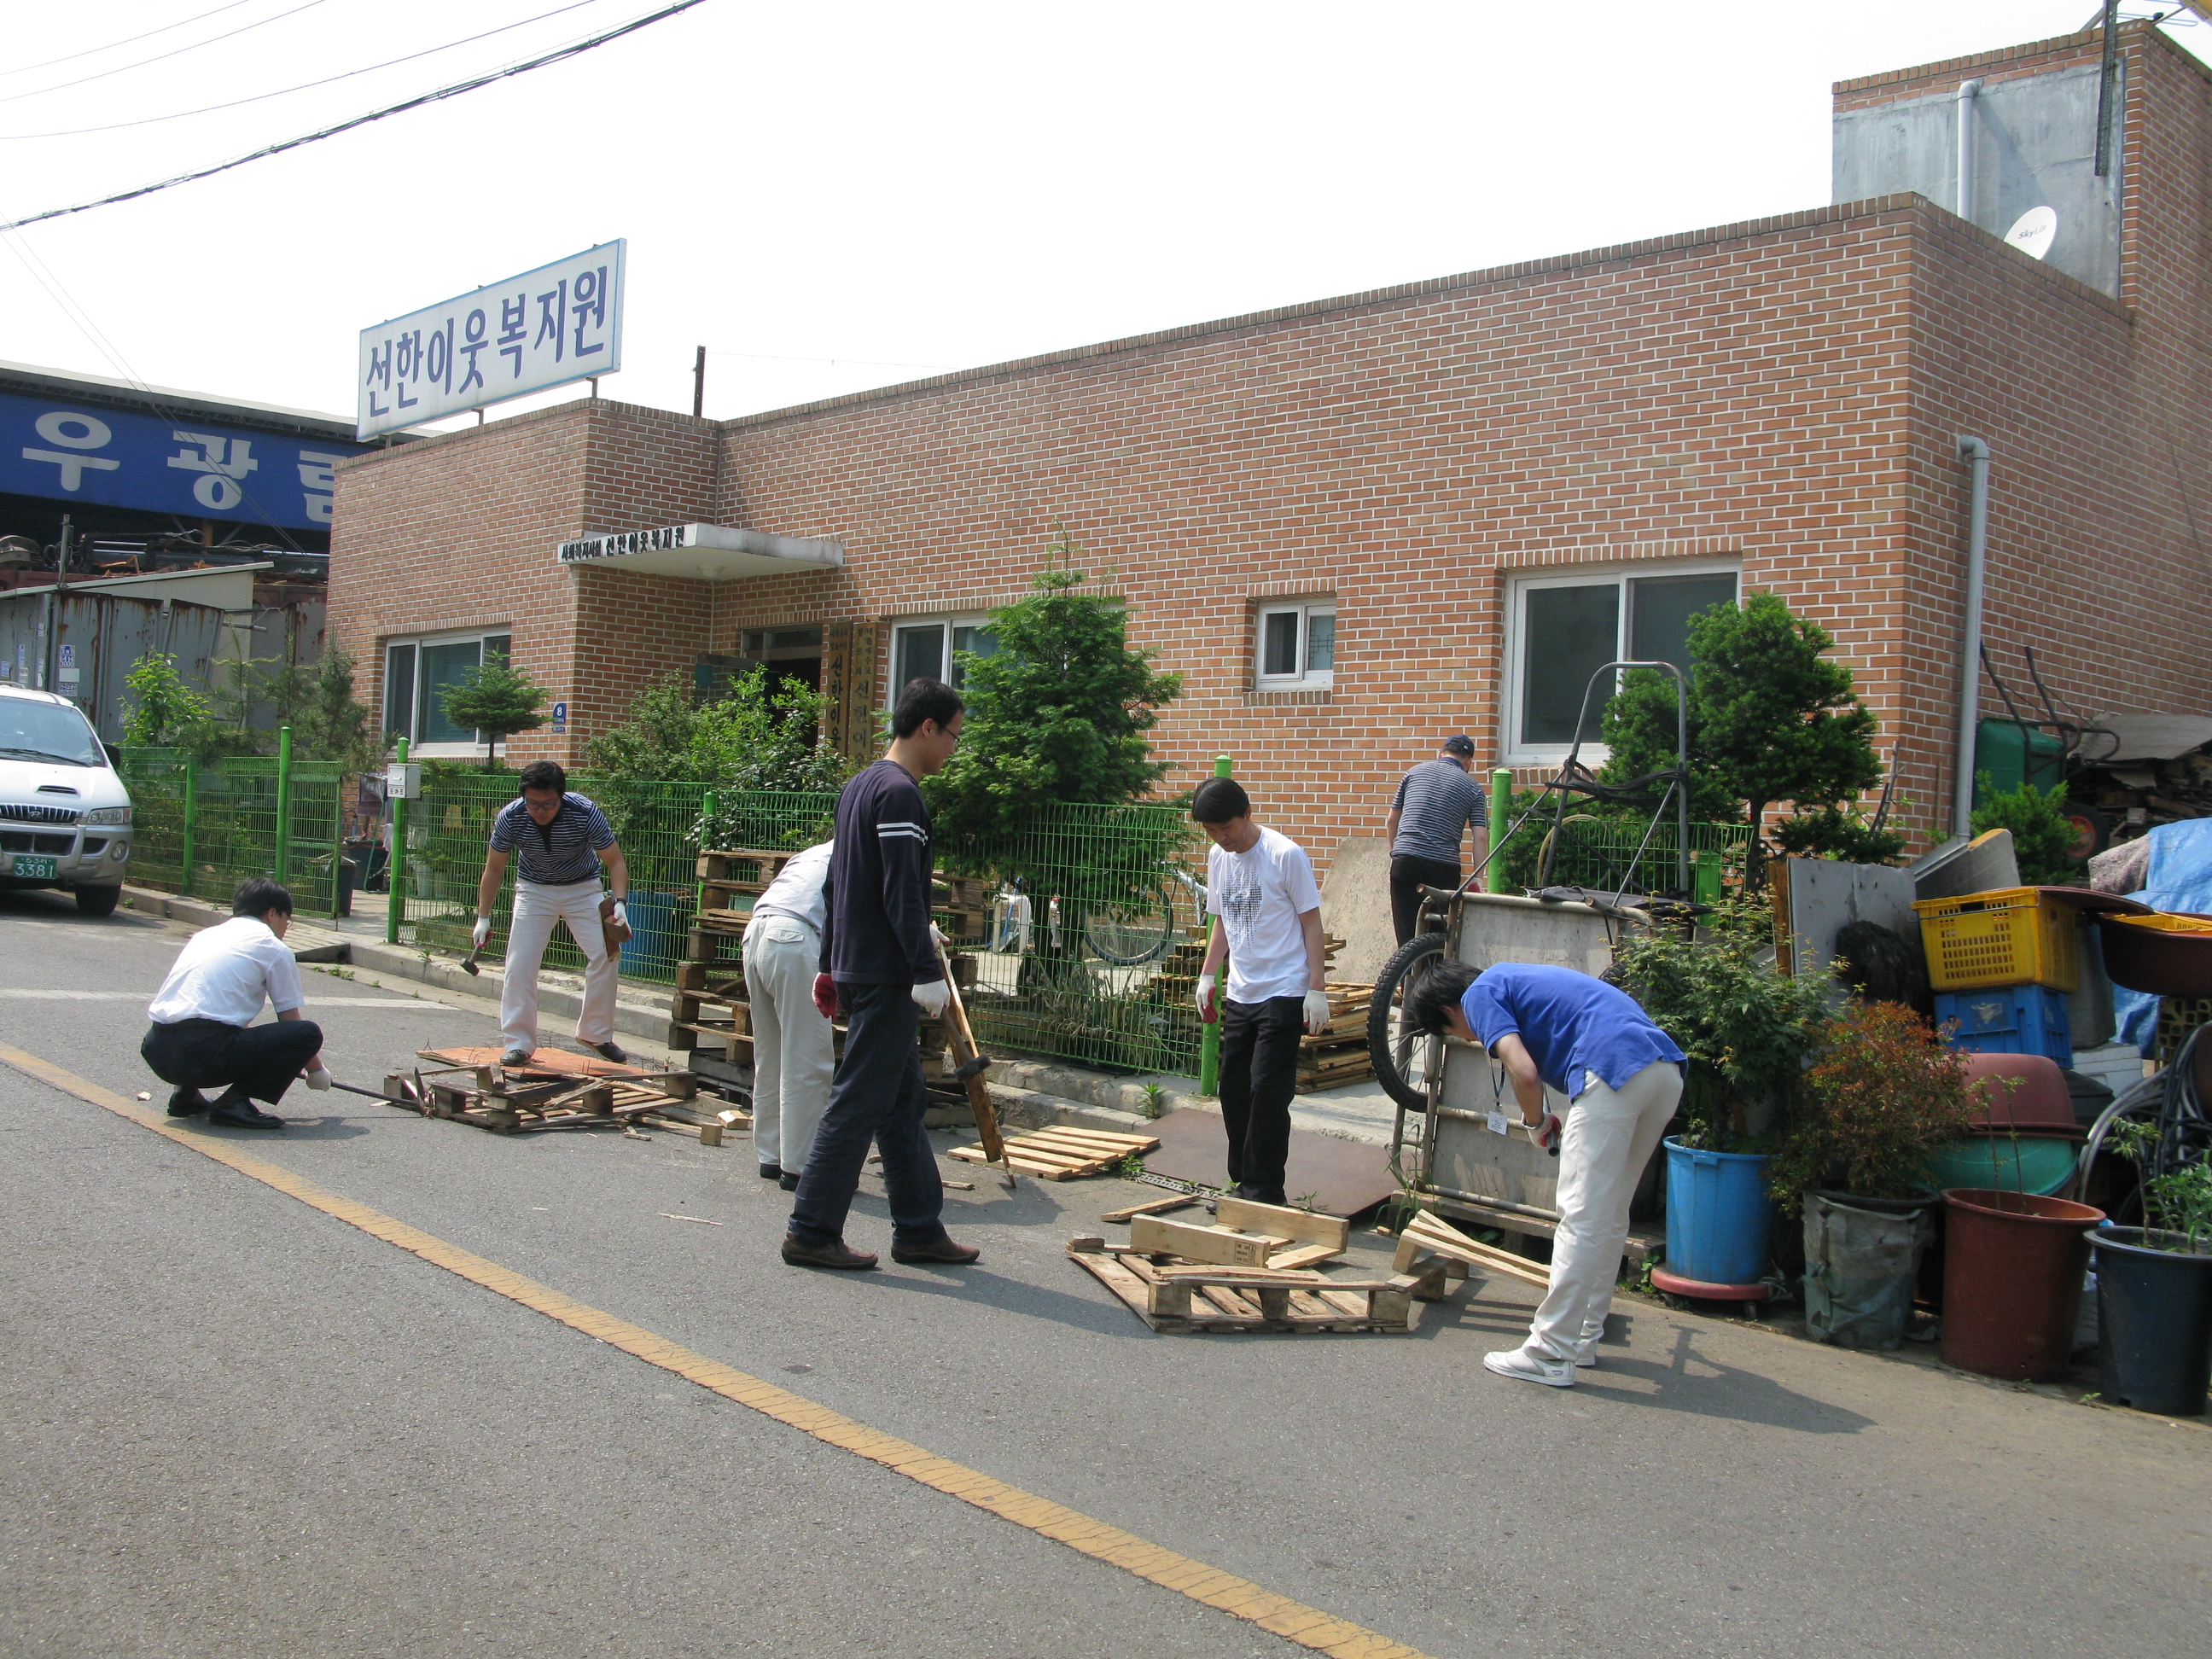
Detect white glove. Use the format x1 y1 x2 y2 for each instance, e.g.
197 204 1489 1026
608 899 629 928
911 977 951 1016
1303 987 1334 1036
1196 972 1219 1022
471 915 492 949
304 1066 333 1091
928 922 946 947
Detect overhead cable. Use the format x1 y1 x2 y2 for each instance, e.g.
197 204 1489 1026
0 0 259 79
0 0 712 234
0 0 335 106
0 0 608 140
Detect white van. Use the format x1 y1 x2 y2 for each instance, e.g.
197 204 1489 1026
0 684 132 915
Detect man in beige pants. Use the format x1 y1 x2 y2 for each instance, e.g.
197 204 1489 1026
742 840 834 1192
1407 958 1685 1388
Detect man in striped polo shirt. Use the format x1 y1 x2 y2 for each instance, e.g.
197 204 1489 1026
474 760 632 1068
1384 735 1488 945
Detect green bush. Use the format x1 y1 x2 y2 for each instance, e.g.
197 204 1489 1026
1970 773 2078 886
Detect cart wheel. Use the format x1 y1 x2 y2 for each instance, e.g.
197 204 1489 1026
2063 802 2110 863
1368 933 1449 1111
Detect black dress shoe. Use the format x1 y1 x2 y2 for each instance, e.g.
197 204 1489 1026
585 1039 627 1064
890 1235 981 1266
166 1086 211 1117
759 1163 783 1181
778 1172 800 1192
498 1048 534 1068
780 1233 877 1270
206 1095 284 1130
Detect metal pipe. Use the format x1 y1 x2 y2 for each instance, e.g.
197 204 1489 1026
1486 767 1511 893
1412 1179 1560 1225
1956 79 1983 224
1955 436 1993 836
1196 753 1231 1097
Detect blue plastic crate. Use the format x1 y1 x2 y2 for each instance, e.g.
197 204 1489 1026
1935 983 2073 1067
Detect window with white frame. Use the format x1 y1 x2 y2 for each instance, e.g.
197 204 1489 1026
1254 599 1335 690
382 628 512 753
888 614 997 697
1504 567 1738 760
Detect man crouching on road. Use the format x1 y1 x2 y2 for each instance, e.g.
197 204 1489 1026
782 677 979 1272
473 760 631 1068
141 878 330 1129
1406 958 1684 1387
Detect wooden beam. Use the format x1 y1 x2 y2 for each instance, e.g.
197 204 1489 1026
1214 1196 1350 1253
1128 1215 1277 1267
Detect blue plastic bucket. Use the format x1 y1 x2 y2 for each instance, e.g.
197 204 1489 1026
1662 1138 1774 1287
618 891 684 976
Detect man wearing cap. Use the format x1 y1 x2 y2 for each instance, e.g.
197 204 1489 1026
1384 736 1488 944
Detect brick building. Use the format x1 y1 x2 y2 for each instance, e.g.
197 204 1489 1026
329 24 2211 868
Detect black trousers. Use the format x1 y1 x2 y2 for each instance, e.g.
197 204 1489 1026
788 981 945 1248
1389 854 1461 945
141 1018 323 1106
1218 996 1304 1204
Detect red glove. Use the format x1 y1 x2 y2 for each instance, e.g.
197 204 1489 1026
812 973 840 1022
1530 1113 1563 1156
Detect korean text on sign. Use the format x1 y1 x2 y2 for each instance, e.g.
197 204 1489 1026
358 242 626 439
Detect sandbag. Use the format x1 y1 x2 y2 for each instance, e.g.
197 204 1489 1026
1803 1190 1936 1350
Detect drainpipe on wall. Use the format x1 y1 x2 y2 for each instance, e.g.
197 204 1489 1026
1955 436 1994 838
1956 78 1982 224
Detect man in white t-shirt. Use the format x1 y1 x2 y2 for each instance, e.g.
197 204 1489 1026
139 878 331 1130
1191 777 1331 1205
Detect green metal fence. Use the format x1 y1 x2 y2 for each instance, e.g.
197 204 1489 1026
1499 806 1755 897
118 744 350 917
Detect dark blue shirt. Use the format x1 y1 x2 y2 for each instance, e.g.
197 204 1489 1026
1461 962 1684 1100
819 758 937 985
488 793 614 887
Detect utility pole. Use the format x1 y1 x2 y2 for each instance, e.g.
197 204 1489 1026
42 515 71 696
692 346 707 418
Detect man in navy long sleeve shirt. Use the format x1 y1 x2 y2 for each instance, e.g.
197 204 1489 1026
783 677 979 1271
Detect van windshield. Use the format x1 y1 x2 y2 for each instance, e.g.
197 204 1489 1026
0 698 105 767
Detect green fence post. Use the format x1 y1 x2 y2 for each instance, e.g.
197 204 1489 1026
1487 767 1512 894
272 725 294 885
1694 847 1722 905
386 739 408 946
1196 754 1231 1096
179 760 198 899
699 789 717 916
329 764 347 919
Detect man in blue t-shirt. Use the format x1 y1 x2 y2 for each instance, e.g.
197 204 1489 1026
1407 958 1684 1388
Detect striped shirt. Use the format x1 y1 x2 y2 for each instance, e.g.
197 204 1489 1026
489 792 615 887
1389 760 1487 862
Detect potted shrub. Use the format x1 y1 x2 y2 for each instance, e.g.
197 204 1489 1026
1767 1001 1985 1348
1612 896 1832 1288
2090 1129 2212 1416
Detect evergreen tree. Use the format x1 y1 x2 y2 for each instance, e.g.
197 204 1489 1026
439 650 548 771
292 651 383 775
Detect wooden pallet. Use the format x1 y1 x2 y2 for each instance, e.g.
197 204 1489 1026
947 1125 1159 1179
1126 1196 1349 1269
384 1047 709 1136
1294 981 1377 1090
1391 1208 1551 1288
1067 1238 1422 1333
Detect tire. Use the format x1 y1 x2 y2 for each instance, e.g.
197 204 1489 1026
2062 802 2110 863
1368 931 1450 1112
73 884 122 917
1086 882 1178 965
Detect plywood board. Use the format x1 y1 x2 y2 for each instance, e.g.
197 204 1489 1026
1140 1108 1400 1219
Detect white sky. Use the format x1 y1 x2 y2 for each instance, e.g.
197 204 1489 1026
0 1 2202 437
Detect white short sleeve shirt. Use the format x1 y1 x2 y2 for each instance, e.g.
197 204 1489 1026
1206 825 1324 1003
146 917 304 1027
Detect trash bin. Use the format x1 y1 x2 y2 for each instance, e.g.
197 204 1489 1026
1803 1191 1937 1350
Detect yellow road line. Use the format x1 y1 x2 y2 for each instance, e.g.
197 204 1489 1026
0 1040 1435 1659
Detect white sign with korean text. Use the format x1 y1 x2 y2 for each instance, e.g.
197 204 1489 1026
357 242 626 439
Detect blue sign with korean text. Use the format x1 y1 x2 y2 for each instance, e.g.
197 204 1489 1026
0 389 370 532
357 242 626 439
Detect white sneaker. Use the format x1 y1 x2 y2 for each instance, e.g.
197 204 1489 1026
1569 1343 1600 1370
1482 1346 1577 1388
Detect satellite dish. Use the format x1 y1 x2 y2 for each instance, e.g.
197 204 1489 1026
2004 205 2058 260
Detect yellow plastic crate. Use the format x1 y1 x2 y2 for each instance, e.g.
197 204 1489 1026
1912 886 2079 993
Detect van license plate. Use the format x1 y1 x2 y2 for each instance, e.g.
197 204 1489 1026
7 855 58 880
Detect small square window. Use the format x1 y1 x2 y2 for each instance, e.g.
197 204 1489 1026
379 629 515 754
888 614 998 702
1254 601 1336 690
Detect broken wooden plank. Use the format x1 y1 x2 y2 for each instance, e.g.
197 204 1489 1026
1099 1194 1198 1225
1127 1215 1278 1267
1214 1196 1350 1254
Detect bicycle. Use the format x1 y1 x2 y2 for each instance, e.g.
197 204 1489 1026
1082 866 1208 965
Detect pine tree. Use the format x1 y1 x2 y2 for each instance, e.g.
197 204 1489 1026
439 650 548 771
292 651 383 775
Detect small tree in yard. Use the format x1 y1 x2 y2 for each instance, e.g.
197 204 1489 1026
292 651 384 775
439 651 548 771
120 653 212 748
1604 591 1886 881
1971 775 2078 886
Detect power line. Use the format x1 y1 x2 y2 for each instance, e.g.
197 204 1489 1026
0 0 259 80
0 0 608 140
0 0 713 234
0 0 335 106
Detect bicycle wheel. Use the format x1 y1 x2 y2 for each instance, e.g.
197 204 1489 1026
1368 932 1450 1112
1086 882 1179 965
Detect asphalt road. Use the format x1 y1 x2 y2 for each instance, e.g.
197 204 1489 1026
3 889 2209 1659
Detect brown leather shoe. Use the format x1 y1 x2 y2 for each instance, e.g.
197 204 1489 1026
891 1236 981 1266
781 1233 878 1271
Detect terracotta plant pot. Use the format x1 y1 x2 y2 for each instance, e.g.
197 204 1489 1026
1940 1188 2105 1381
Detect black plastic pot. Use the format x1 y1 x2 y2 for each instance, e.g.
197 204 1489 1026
2090 1226 2212 1417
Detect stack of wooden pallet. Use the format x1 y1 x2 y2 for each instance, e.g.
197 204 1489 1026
946 1124 1158 1179
1068 1196 1424 1334
385 1046 740 1138
933 873 993 947
1295 980 1378 1091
